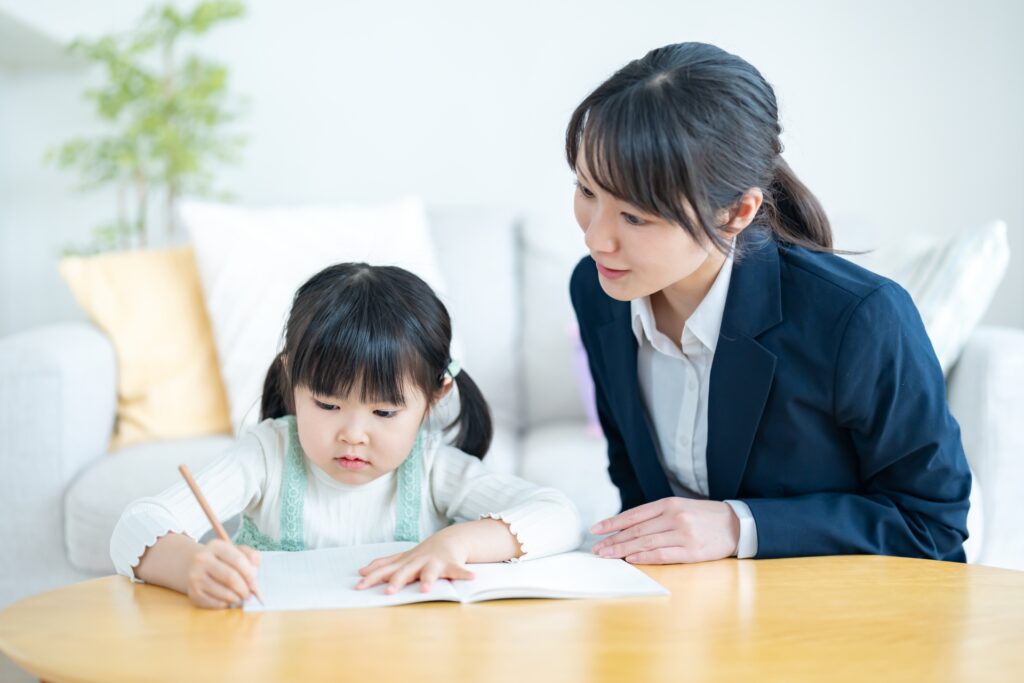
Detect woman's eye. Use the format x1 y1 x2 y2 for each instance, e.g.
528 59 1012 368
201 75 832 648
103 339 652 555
622 212 646 226
575 181 595 199
314 399 338 411
373 409 398 418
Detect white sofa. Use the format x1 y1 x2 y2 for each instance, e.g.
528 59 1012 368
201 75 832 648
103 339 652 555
1 208 1022 608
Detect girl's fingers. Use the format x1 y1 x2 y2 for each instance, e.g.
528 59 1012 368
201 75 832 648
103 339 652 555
385 557 430 595
441 563 475 582
205 558 251 602
210 543 259 594
590 499 670 535
238 545 261 567
592 516 675 552
595 531 682 560
197 580 243 608
419 562 443 593
359 552 405 576
355 561 402 590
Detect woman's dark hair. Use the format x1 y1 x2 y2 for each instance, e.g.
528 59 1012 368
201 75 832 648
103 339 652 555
260 263 493 458
566 42 832 253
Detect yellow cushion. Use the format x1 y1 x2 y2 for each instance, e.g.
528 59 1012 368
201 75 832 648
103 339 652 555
59 247 232 450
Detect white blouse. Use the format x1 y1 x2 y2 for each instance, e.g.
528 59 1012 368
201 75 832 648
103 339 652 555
631 248 758 558
110 417 583 579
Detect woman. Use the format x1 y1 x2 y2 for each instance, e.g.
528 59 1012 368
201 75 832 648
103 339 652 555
569 42 970 564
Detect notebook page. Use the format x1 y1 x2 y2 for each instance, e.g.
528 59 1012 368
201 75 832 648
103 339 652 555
454 551 669 602
244 542 461 611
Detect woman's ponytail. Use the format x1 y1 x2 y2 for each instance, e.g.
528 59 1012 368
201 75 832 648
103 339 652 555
447 369 493 459
763 156 833 251
260 352 290 421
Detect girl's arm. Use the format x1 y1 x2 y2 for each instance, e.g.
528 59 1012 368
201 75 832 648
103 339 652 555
110 428 271 593
134 532 261 608
356 446 582 593
428 445 583 561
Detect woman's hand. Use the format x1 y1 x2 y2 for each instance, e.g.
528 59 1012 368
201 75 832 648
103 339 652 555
590 497 739 564
356 525 476 594
185 539 261 609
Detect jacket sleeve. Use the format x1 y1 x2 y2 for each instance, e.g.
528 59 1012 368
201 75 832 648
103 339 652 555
743 283 972 561
570 258 647 512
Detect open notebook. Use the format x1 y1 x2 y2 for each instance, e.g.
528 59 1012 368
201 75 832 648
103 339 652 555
244 542 668 611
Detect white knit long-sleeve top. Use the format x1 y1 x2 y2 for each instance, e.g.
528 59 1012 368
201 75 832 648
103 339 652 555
110 417 582 579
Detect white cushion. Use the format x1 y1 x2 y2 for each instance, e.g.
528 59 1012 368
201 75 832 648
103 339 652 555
182 197 449 434
427 208 521 430
518 421 620 531
520 216 591 428
846 220 1010 374
64 436 234 573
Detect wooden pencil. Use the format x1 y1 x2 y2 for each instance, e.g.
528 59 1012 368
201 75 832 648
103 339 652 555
178 463 265 607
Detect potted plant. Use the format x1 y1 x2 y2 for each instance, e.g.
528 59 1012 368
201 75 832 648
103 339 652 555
48 0 246 253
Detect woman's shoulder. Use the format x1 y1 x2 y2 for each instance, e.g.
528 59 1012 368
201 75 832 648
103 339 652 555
777 242 895 304
774 243 921 340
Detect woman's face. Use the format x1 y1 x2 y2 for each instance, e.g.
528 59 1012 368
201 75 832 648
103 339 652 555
572 153 716 302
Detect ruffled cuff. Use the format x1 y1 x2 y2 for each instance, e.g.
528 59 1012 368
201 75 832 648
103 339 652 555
109 503 188 582
480 493 582 562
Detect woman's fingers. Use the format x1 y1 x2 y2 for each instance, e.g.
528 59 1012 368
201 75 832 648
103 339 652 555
592 516 675 553
590 498 674 535
594 531 682 560
624 546 694 565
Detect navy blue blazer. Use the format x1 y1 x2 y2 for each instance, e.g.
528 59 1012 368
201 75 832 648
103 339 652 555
570 229 971 562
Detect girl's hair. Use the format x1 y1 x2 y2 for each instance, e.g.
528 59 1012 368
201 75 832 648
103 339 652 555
260 263 493 458
566 42 833 253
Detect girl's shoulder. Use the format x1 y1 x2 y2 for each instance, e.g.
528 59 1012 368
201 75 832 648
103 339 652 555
235 416 295 467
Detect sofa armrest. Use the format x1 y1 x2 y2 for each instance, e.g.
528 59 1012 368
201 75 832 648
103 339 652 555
0 323 117 604
947 325 1024 570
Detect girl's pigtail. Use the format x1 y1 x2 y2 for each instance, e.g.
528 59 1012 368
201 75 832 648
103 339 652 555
260 352 290 421
448 369 493 458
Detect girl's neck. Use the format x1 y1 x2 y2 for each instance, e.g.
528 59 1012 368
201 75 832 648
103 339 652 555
650 246 728 344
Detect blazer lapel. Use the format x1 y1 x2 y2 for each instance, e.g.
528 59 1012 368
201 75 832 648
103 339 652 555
596 311 674 503
707 232 783 500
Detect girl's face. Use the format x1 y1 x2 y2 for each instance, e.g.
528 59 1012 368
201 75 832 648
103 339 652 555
572 153 717 302
294 378 449 485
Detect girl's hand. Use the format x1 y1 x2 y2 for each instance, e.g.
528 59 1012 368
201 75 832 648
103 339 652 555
185 539 261 609
590 497 739 564
355 526 476 594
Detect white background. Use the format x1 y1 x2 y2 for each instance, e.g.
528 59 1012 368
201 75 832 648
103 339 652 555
1 0 1021 335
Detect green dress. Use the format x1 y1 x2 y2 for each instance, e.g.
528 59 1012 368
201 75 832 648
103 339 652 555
232 416 425 551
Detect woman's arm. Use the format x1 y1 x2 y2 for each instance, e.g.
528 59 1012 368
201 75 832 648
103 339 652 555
746 283 971 560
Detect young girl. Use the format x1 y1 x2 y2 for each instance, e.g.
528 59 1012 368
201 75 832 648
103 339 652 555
569 42 971 564
110 263 581 608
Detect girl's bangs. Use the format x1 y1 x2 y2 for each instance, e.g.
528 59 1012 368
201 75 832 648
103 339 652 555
291 317 419 407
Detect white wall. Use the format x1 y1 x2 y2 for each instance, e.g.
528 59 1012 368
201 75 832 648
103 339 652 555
2 0 1022 334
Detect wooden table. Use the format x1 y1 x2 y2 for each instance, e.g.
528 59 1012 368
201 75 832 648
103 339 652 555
1 555 1022 682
